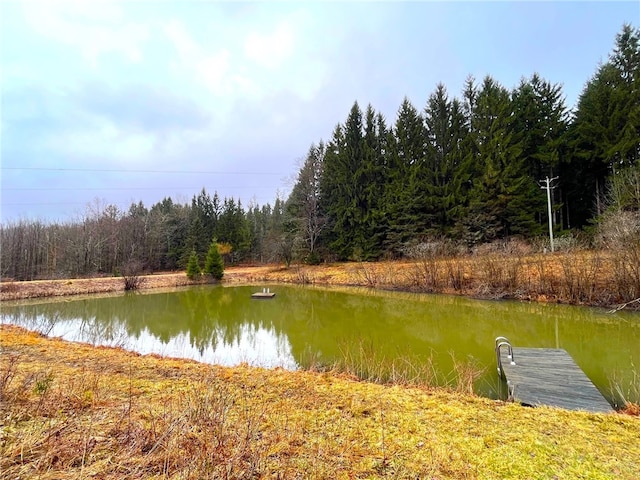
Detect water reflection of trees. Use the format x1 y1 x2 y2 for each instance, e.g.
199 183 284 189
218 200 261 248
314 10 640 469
276 287 640 400
0 286 295 360
2 286 638 401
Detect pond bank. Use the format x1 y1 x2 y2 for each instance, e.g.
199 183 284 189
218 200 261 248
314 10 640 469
2 252 639 310
1 324 639 479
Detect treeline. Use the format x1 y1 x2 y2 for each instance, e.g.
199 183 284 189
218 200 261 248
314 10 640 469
288 24 640 261
0 193 294 280
1 25 639 280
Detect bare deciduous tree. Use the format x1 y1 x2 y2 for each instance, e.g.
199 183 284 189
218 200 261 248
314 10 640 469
287 142 327 262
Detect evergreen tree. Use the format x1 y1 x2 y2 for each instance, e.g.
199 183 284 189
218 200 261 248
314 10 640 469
569 24 640 224
384 98 426 254
266 196 296 266
453 75 481 238
422 84 469 235
186 250 201 280
512 74 568 228
360 105 388 258
320 102 375 259
148 197 190 270
184 189 219 264
183 214 206 266
203 238 224 280
318 123 344 257
246 201 271 262
342 101 369 259
609 24 640 169
217 197 250 262
462 76 542 244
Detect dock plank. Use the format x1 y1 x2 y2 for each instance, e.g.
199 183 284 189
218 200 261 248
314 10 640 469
499 347 613 413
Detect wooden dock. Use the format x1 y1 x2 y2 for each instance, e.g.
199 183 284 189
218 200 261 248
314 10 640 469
251 291 276 299
496 340 613 413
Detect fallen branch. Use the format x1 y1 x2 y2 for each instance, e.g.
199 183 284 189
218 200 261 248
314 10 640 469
608 297 640 313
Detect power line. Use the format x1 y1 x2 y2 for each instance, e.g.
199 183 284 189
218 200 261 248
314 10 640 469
3 186 275 191
2 202 95 206
2 199 279 206
1 167 282 175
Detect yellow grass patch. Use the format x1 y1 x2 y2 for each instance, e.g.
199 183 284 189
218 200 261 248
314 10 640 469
2 325 639 479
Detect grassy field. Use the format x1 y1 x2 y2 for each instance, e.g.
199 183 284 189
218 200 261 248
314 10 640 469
1 325 639 479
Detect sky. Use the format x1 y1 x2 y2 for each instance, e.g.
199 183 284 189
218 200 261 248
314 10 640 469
1 1 639 223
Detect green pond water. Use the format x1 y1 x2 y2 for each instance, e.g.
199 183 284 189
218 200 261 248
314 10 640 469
2 285 639 407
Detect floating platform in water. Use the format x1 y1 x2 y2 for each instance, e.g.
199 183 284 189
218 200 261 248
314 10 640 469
495 337 613 413
251 291 276 299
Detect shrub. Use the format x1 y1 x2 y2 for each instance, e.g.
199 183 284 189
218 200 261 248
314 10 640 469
306 251 321 265
402 238 465 259
203 239 224 280
186 250 202 280
122 261 144 291
595 210 640 249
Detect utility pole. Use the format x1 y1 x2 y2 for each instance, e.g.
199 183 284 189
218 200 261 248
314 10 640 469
540 176 559 253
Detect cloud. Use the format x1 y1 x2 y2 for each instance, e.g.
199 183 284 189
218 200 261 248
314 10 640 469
48 120 156 165
244 21 294 70
163 19 250 100
3 1 636 222
196 51 235 95
2 80 216 173
161 9 329 105
75 83 212 133
21 0 150 68
163 19 225 84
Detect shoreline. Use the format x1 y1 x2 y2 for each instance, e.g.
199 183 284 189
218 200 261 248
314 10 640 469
2 254 639 311
0 266 277 302
2 257 639 477
2 324 639 479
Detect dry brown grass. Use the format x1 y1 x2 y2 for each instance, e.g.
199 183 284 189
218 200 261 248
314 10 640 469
2 325 639 479
1 250 638 310
240 251 637 309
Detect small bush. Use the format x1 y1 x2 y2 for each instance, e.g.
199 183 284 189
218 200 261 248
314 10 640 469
402 238 464 259
595 210 640 249
204 239 224 280
305 251 321 265
558 252 605 304
0 353 19 402
123 276 142 291
186 250 202 280
294 266 312 284
122 261 144 291
473 237 533 256
445 259 465 291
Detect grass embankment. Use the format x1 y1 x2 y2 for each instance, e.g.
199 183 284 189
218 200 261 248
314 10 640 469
2 251 639 310
2 325 639 479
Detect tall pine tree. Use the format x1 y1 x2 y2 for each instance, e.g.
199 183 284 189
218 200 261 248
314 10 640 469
461 76 542 245
512 74 569 228
320 102 376 259
384 98 426 254
569 24 640 224
422 84 469 236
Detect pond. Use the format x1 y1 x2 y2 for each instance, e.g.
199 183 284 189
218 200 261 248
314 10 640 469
2 285 639 407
